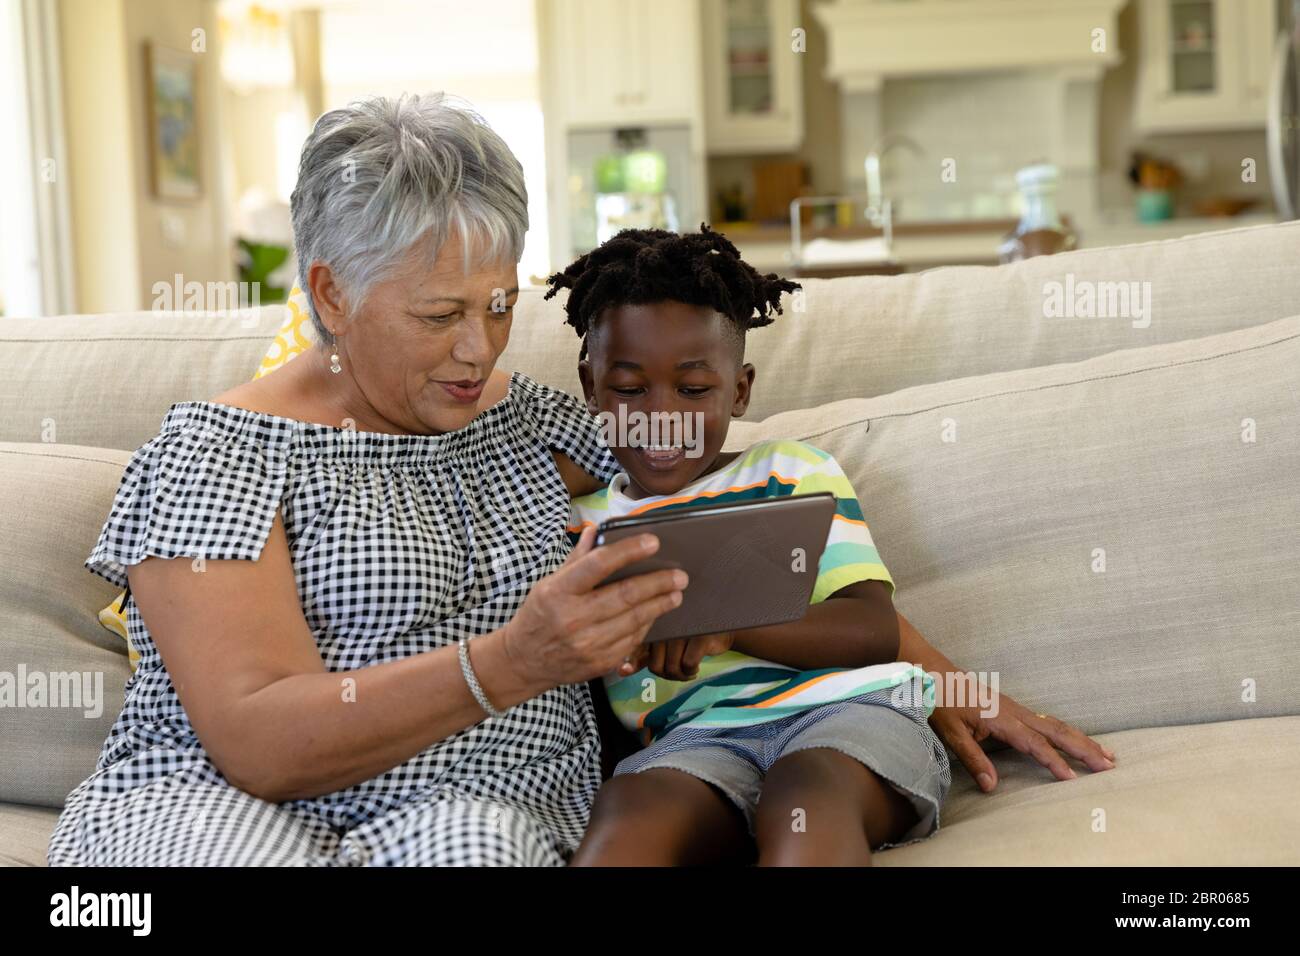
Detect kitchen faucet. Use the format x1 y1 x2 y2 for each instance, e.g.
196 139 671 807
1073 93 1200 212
865 134 924 227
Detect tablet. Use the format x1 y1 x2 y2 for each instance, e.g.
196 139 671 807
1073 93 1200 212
594 493 836 643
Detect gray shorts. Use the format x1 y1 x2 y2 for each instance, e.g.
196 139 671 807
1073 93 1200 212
612 693 952 850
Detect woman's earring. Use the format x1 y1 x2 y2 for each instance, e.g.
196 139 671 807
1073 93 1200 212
329 335 342 375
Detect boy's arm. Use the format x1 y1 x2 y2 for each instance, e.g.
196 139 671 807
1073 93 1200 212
641 444 898 681
724 444 898 672
729 579 898 670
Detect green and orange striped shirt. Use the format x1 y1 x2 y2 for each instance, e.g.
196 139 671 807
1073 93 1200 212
568 439 929 743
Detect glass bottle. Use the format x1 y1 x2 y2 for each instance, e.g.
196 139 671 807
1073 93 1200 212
998 164 1078 262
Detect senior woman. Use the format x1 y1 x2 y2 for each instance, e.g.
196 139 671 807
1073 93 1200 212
47 94 684 867
49 94 1115 868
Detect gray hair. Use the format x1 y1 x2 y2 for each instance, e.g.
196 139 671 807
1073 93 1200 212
289 93 528 342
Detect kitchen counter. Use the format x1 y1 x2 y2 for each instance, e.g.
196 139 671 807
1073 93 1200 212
719 212 1279 274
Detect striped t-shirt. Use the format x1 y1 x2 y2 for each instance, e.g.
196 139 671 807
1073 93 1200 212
568 439 932 744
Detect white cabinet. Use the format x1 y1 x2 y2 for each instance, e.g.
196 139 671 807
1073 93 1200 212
702 0 803 154
547 0 702 127
1134 0 1280 133
538 0 708 270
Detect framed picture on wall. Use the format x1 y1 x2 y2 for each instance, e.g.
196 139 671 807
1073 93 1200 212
145 43 201 200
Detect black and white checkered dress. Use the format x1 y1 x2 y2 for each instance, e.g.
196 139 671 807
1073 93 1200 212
48 373 617 866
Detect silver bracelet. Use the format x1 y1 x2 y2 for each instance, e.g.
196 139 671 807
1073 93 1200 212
458 637 506 719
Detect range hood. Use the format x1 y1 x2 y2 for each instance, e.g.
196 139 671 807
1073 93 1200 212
815 0 1131 196
815 0 1129 92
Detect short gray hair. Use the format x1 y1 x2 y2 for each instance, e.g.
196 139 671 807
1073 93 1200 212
289 93 528 342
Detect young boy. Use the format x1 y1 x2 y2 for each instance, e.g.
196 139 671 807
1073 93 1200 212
547 226 951 866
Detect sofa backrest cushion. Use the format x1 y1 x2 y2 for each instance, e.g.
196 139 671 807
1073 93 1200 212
503 220 1300 420
0 444 134 808
0 309 286 452
724 314 1300 735
3 221 1298 450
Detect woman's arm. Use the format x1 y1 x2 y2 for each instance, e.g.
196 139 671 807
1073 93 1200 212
129 516 685 803
486 366 603 498
896 609 960 676
553 451 604 497
895 612 1118 790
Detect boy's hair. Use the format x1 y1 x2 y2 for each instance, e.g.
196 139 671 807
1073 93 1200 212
543 224 800 359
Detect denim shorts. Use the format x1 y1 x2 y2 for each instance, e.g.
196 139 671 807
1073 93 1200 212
612 691 952 850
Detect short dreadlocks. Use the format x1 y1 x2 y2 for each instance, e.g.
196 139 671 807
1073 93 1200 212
543 224 800 359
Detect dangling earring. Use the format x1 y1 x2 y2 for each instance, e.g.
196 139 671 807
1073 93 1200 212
329 335 342 375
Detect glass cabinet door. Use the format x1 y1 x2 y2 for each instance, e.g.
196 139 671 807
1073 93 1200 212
725 0 775 116
704 0 802 153
1127 0 1276 132
1168 0 1218 94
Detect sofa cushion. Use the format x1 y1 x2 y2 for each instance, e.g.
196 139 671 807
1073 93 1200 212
0 444 134 808
878 715 1300 865
725 314 1300 736
5 221 1300 450
506 220 1300 420
0 307 286 451
8 717 1293 865
0 803 61 867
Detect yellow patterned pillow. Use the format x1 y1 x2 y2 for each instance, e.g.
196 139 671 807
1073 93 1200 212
254 285 316 379
101 286 317 668
98 590 139 669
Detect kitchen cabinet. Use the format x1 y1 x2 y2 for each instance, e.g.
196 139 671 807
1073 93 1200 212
1134 0 1280 133
547 0 702 127
702 0 803 154
538 0 708 270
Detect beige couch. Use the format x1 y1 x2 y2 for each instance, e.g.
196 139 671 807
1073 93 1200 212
3 221 1298 866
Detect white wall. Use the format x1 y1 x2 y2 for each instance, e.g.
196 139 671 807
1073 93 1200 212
318 0 551 281
58 0 232 314
0 0 43 315
58 0 141 312
880 71 1058 220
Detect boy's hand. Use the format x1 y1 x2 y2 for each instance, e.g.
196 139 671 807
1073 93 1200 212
633 632 734 681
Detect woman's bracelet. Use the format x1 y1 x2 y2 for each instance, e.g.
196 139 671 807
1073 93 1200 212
458 637 507 719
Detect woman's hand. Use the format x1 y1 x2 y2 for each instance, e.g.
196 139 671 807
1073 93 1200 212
896 612 1116 793
501 525 688 688
930 688 1118 792
630 632 735 681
